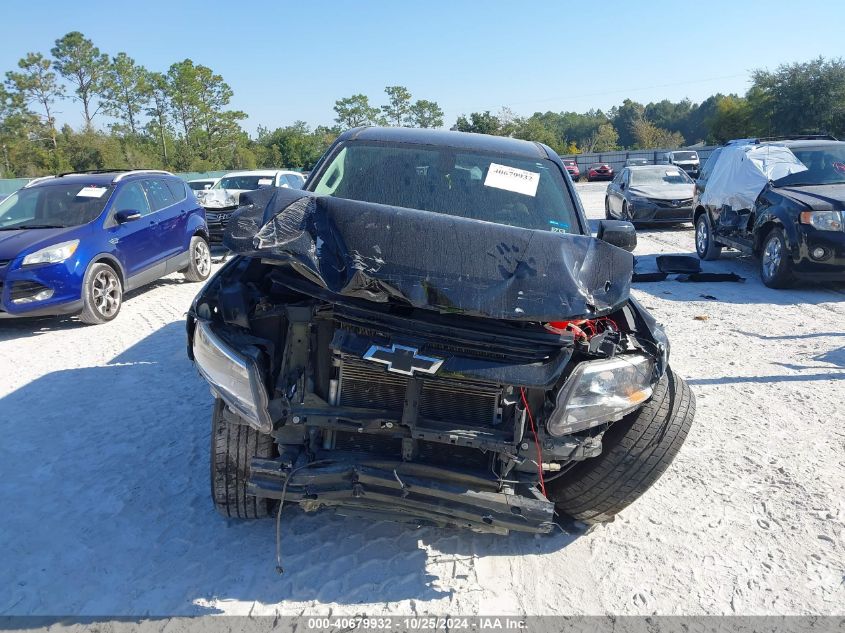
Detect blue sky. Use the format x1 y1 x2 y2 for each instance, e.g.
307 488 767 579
2 0 844 134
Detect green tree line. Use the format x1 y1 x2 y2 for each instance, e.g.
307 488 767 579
455 57 845 155
2 36 843 178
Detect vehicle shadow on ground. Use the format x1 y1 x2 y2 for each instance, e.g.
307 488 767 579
686 372 845 386
0 321 579 617
0 273 210 342
0 314 85 341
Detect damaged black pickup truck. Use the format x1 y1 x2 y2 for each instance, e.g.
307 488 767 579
187 127 695 537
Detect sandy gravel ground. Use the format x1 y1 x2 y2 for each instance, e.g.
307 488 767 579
1 183 843 617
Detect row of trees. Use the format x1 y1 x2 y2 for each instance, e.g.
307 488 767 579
333 86 444 129
2 38 843 178
454 57 845 155
1 32 257 176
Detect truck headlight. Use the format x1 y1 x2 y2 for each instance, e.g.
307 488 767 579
800 211 842 231
547 354 655 436
192 321 273 433
22 240 79 266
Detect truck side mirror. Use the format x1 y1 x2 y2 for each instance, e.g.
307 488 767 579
596 220 637 252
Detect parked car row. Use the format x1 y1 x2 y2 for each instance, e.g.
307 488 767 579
0 166 308 323
597 134 845 288
562 151 703 182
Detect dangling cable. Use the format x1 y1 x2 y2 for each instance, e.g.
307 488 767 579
520 387 547 498
274 459 333 574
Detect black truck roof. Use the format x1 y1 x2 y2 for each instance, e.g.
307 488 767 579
340 126 551 160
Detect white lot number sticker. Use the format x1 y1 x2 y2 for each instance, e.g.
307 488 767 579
257 178 274 186
484 163 540 197
76 186 108 198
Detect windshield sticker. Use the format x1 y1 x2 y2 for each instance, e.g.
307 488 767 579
257 178 274 186
76 186 108 198
834 162 845 174
484 163 540 197
549 219 569 234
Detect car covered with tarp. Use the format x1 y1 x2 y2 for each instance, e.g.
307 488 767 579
694 137 845 287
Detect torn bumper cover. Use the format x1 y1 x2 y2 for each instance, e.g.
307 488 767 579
249 458 556 535
222 187 634 321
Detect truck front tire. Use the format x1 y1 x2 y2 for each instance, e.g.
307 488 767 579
547 367 695 524
210 398 276 519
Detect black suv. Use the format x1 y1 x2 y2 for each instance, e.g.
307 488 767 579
187 127 694 537
694 136 845 287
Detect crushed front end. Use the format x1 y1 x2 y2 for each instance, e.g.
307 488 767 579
187 189 669 534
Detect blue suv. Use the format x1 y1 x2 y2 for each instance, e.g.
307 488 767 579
0 170 211 324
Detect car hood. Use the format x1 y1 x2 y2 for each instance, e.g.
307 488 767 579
773 184 845 211
629 184 694 200
0 226 84 261
222 187 634 322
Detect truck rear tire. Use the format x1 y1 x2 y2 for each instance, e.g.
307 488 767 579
210 398 276 519
546 367 695 524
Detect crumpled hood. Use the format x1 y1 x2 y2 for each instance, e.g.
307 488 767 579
223 187 633 322
0 226 84 261
774 184 845 211
629 184 694 200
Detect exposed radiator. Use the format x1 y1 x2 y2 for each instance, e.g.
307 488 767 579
338 355 500 427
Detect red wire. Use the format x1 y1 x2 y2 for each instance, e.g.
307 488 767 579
520 387 546 498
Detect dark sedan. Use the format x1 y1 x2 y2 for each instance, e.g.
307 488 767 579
605 165 694 226
587 163 614 182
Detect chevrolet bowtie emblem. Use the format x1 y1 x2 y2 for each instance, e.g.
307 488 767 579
363 344 444 376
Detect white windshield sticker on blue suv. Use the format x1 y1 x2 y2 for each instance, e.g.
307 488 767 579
76 186 108 198
484 163 540 197
549 220 569 233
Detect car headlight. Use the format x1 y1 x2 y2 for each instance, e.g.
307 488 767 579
192 321 273 433
800 211 842 231
629 196 650 206
22 240 79 266
546 354 655 437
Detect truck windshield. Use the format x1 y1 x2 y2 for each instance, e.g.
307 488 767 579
774 145 845 186
312 142 580 233
0 183 114 230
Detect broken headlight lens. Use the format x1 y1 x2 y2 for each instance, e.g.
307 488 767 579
799 211 842 231
546 354 655 437
192 321 272 433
